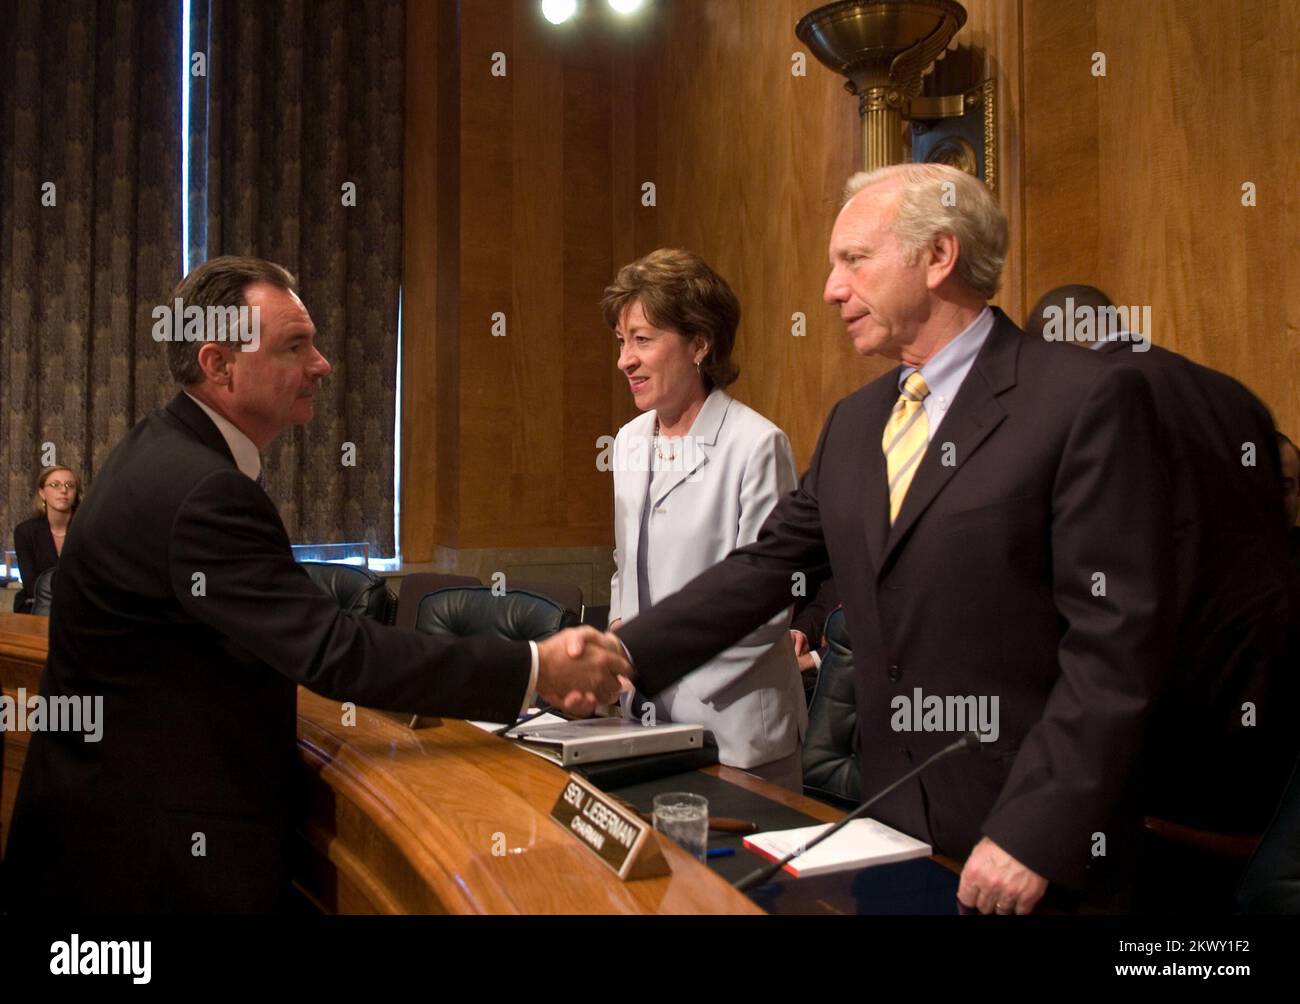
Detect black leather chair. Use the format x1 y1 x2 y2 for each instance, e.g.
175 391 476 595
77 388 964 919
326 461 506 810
1238 756 1300 913
510 580 584 623
300 562 395 624
415 586 578 643
30 567 56 616
395 573 481 629
800 607 860 808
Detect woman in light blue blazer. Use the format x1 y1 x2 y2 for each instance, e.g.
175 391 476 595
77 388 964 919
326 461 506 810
602 249 807 791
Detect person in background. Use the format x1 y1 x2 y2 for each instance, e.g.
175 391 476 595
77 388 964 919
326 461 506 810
603 248 807 792
791 579 838 703
12 465 80 614
1027 285 1295 843
1026 286 1297 912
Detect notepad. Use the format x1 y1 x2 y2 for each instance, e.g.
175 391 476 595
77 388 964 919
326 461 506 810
742 819 931 878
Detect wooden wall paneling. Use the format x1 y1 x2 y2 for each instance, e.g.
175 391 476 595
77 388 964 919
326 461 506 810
608 14 659 435
433 0 464 553
460 0 528 548
929 0 1026 322
640 0 867 470
1269 0 1300 439
1094 0 1298 437
458 1 627 549
1021 0 1102 322
561 22 619 533
400 0 459 560
1023 0 1296 437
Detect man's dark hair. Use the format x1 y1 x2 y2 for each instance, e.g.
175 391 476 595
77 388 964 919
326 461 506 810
166 256 296 385
1025 284 1115 341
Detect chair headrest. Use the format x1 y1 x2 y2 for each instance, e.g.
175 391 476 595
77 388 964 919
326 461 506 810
415 586 577 642
301 561 393 623
31 567 57 616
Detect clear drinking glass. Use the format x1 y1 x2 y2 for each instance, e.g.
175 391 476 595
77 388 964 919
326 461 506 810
652 792 709 862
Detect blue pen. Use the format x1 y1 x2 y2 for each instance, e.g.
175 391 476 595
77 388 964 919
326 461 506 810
706 847 735 859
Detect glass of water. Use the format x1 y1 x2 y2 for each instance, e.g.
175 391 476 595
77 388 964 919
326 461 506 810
653 792 708 862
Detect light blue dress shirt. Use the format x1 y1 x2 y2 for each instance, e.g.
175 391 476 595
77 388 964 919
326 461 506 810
898 306 994 442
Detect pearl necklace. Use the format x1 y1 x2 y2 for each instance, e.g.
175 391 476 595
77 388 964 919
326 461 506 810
653 418 677 462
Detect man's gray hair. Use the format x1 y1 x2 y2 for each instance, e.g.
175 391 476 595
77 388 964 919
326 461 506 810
842 164 1008 299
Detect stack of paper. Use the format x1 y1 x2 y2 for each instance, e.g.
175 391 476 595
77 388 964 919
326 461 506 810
742 819 931 878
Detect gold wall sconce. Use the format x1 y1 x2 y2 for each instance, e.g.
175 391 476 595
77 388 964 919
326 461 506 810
796 0 996 191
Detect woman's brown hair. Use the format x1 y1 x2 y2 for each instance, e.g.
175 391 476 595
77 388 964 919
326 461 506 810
600 248 741 391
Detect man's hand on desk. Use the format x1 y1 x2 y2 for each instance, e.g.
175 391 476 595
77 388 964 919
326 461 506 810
536 627 629 717
957 836 1049 915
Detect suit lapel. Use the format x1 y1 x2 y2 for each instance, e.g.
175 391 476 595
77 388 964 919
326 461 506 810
163 392 238 468
857 380 898 572
880 311 1021 568
653 390 729 508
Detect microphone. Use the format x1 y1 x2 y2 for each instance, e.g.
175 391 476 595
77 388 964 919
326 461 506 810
734 730 986 892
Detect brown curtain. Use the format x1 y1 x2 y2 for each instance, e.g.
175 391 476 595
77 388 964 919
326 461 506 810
192 0 406 556
0 0 182 555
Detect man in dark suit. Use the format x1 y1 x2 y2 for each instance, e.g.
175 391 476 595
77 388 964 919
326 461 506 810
1026 285 1296 842
2 256 625 914
607 165 1174 914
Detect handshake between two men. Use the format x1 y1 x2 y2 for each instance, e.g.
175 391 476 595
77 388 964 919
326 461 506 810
533 627 631 716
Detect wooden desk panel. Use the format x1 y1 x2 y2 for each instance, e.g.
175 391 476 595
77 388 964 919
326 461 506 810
0 613 48 858
295 688 762 914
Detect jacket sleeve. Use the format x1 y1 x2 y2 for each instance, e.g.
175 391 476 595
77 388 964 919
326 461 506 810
619 405 838 696
981 364 1175 888
735 426 800 636
168 468 531 722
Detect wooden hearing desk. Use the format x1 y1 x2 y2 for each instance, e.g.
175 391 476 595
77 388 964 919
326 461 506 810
0 611 856 914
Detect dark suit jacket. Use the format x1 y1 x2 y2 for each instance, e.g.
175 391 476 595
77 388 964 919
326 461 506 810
791 578 838 649
3 393 531 913
1095 341 1296 832
1238 753 1300 912
619 309 1173 890
12 515 58 614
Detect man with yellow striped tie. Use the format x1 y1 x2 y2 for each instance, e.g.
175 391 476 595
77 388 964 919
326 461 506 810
613 163 1173 915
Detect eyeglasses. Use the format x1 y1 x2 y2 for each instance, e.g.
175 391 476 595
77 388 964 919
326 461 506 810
45 481 78 491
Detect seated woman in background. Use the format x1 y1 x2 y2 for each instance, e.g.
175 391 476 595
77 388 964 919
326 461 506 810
13 465 80 613
603 248 807 792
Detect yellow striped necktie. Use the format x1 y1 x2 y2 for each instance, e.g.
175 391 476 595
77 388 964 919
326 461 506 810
882 371 931 523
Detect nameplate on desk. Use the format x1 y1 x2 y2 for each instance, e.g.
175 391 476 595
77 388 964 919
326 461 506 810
550 773 669 881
